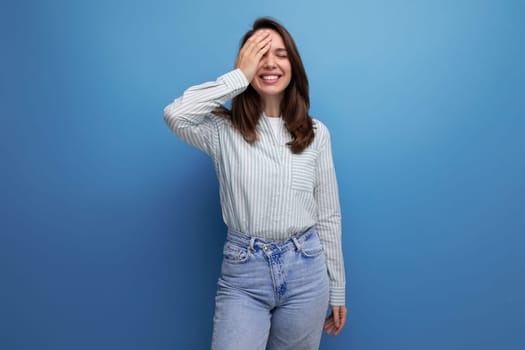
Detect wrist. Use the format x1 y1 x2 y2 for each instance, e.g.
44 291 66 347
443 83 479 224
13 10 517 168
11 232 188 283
236 65 254 83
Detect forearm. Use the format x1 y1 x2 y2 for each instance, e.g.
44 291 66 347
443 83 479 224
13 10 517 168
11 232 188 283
163 69 249 153
318 210 346 306
163 69 249 131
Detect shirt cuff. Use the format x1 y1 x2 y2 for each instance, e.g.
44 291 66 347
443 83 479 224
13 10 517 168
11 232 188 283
218 69 250 94
329 286 346 306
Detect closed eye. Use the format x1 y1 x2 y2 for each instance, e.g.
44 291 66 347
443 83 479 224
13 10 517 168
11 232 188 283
275 48 288 57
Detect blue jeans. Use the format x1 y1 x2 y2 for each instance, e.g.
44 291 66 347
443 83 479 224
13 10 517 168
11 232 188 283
211 227 330 350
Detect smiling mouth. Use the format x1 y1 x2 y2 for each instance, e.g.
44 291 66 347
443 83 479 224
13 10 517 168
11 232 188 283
259 74 282 84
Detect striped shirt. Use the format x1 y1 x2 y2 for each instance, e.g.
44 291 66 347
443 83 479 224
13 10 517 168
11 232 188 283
163 69 345 306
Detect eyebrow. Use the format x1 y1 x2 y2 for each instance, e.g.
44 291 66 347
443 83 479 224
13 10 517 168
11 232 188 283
275 48 287 53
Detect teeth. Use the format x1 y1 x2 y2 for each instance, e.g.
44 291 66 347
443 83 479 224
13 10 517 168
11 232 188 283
262 75 279 80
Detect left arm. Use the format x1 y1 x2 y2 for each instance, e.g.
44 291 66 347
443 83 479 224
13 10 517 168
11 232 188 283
313 122 348 335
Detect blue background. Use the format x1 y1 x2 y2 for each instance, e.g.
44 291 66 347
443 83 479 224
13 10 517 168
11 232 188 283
2 0 524 349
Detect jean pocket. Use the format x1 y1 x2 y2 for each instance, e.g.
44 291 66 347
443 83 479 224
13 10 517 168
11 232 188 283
300 232 324 258
223 241 250 264
291 149 318 192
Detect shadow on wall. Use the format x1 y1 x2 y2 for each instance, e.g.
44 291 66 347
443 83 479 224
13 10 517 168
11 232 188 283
159 155 225 348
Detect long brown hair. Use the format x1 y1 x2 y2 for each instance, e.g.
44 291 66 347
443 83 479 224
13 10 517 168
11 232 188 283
214 17 315 154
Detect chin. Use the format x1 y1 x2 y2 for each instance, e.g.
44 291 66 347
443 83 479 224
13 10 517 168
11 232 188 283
258 87 286 96
253 82 289 98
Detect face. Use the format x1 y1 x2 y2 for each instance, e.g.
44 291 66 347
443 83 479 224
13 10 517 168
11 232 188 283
250 29 292 100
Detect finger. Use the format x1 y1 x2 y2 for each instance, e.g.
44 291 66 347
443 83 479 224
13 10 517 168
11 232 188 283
324 324 335 335
244 30 263 47
246 30 270 51
251 31 271 47
253 30 271 41
334 308 348 336
249 29 269 41
333 307 341 328
334 320 345 335
255 38 272 57
340 307 348 328
323 319 334 329
251 36 272 57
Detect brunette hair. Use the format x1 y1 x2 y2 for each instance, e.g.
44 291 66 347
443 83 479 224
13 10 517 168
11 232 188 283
214 17 315 154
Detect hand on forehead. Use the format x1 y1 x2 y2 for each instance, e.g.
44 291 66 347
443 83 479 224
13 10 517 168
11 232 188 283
254 29 285 50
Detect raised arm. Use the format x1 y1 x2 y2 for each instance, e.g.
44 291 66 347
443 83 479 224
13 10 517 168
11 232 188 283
163 30 273 155
163 69 248 155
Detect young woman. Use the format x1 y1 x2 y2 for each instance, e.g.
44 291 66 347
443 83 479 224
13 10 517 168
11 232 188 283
163 17 347 350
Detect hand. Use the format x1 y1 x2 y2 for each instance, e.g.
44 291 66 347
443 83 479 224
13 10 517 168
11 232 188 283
323 305 348 336
235 30 272 82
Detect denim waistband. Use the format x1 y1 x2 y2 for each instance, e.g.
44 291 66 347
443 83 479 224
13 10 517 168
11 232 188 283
226 227 316 253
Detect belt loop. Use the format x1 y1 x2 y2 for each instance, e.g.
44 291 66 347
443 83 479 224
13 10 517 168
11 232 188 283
292 236 302 251
249 237 256 253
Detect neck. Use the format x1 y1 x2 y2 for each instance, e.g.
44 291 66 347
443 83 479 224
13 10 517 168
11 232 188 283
262 95 282 118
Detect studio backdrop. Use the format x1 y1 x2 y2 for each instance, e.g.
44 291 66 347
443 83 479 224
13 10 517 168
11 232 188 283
2 0 524 349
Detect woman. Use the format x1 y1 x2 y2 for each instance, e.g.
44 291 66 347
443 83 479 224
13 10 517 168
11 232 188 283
163 17 347 350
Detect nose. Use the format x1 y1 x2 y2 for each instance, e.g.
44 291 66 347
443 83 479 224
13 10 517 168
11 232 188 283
262 53 276 69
